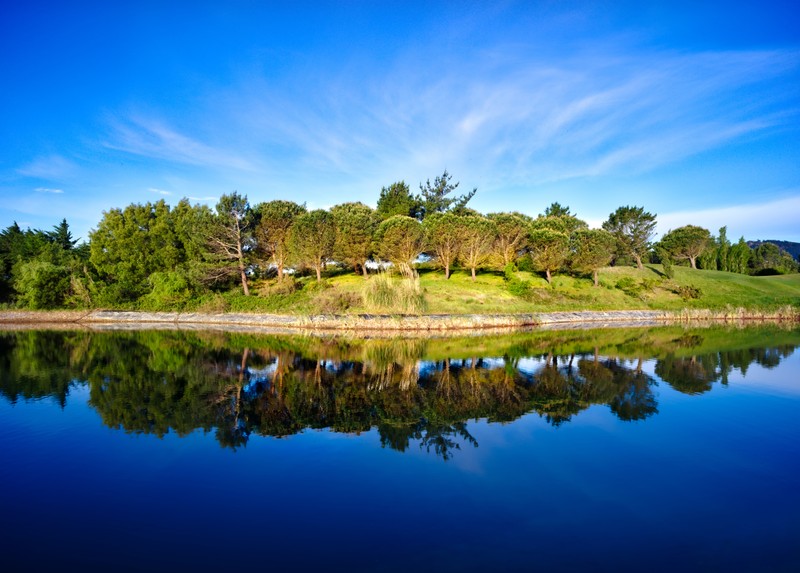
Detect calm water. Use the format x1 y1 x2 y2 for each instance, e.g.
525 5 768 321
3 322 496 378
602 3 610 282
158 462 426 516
1 325 799 572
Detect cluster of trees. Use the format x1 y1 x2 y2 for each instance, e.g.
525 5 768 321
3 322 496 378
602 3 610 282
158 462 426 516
1 169 797 309
657 225 799 276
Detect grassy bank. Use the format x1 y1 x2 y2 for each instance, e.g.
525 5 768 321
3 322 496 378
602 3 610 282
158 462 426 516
183 264 800 315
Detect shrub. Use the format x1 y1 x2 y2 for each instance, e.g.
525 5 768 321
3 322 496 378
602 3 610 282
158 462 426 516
615 276 641 297
676 285 702 301
14 261 70 309
314 290 362 313
140 271 193 311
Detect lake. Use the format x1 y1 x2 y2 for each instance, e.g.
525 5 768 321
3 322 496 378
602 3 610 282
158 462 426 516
1 324 799 572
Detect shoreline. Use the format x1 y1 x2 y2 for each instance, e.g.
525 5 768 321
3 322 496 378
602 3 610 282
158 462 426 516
0 307 797 333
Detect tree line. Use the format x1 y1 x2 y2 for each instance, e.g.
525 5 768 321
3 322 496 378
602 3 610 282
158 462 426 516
1 169 797 309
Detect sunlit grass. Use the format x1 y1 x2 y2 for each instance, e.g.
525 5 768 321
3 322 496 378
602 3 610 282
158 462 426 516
181 263 799 315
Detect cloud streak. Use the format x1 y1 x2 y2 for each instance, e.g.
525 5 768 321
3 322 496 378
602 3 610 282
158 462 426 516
658 194 800 241
104 115 258 172
35 187 64 194
93 30 799 231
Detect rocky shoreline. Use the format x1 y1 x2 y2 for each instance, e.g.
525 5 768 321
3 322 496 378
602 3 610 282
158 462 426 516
0 307 797 333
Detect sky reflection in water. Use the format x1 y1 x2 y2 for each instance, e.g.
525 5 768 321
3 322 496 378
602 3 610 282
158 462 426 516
0 325 798 572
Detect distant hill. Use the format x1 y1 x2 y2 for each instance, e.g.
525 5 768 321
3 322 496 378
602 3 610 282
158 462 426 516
747 240 800 260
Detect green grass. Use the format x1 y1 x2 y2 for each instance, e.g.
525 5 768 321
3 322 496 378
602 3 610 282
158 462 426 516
178 264 799 315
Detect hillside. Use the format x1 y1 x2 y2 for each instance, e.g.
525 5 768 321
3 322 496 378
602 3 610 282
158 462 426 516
748 240 800 260
179 264 800 316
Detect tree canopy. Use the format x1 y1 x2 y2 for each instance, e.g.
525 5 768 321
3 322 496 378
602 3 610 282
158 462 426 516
374 215 425 278
658 225 712 269
602 205 657 270
418 170 476 219
289 209 336 282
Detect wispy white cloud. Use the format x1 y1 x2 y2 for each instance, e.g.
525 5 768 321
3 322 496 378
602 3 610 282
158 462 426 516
187 196 217 202
104 115 258 172
148 187 172 195
35 187 64 194
93 29 799 221
207 43 799 194
658 194 800 241
18 155 77 180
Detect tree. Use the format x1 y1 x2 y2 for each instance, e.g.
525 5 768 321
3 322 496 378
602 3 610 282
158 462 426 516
289 209 336 282
543 202 571 218
602 206 657 270
529 218 570 284
256 200 306 282
0 223 49 302
658 225 711 269
750 242 799 275
89 200 183 302
728 237 751 274
459 215 496 281
418 170 476 219
487 213 529 268
208 193 256 295
14 260 70 309
376 181 421 220
47 219 78 251
717 226 731 272
374 215 425 278
423 212 463 279
570 228 616 286
330 202 378 278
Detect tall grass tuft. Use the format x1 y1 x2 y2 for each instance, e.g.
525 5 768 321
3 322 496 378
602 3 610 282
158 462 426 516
362 272 427 314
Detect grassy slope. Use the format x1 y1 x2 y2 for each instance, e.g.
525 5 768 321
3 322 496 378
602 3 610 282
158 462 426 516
211 264 800 315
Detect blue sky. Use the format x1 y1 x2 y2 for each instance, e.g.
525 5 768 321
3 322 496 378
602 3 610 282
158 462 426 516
2 0 799 243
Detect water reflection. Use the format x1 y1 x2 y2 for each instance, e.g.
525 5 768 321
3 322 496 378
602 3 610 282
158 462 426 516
0 326 797 458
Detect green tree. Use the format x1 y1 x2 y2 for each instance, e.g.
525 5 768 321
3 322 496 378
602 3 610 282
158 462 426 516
459 215 496 281
256 200 307 282
89 200 183 303
208 193 256 295
750 242 799 275
728 237 752 274
529 218 570 284
374 215 425 278
418 170 476 219
543 202 571 218
717 226 731 272
14 260 70 309
376 181 421 220
602 205 657 270
570 228 616 286
46 218 78 251
423 212 463 279
289 209 336 282
487 213 529 268
330 202 378 278
0 223 49 302
658 225 712 270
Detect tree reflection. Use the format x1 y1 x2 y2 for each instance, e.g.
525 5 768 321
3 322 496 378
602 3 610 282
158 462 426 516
0 326 796 459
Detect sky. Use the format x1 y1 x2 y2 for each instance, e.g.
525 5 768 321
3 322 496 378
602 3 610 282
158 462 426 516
2 0 799 243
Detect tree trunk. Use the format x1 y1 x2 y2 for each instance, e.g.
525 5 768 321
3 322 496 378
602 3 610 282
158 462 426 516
546 268 552 284
593 269 599 287
240 266 250 296
634 254 643 270
237 235 250 295
471 266 476 281
690 256 697 269
315 264 322 282
277 261 284 282
445 263 450 279
362 261 369 279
